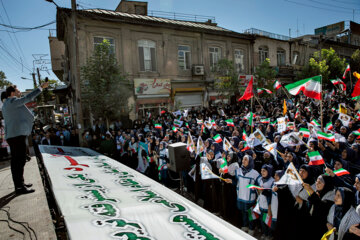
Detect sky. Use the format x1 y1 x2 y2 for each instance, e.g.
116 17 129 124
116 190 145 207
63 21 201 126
0 0 359 91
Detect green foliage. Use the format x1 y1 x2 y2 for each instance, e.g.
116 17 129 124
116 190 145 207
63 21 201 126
255 58 277 88
213 59 239 100
81 39 131 123
351 49 360 73
40 79 61 104
0 70 12 89
298 48 346 87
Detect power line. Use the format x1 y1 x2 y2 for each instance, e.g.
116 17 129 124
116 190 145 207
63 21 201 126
284 0 356 14
0 43 32 72
0 0 29 72
0 20 56 30
331 0 360 6
309 0 360 11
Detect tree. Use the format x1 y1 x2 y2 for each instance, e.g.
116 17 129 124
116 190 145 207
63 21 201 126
81 39 131 127
214 59 240 101
298 48 346 87
351 49 360 74
40 79 61 104
0 70 12 89
254 58 277 89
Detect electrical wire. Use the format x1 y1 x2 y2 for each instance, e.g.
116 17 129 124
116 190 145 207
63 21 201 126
284 0 356 14
309 0 360 11
0 43 32 72
0 21 56 30
331 0 360 5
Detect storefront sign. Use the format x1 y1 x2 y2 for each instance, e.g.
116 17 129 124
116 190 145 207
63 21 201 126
315 21 344 36
39 145 253 240
134 78 171 95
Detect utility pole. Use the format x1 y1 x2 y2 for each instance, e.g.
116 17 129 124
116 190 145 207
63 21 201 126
71 0 84 145
37 67 44 104
32 73 37 89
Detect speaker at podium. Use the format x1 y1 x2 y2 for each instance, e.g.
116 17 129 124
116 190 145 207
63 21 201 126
168 142 190 172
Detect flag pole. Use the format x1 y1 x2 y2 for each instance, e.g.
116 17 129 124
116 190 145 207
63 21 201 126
251 96 254 134
254 94 266 114
320 75 324 131
349 69 353 90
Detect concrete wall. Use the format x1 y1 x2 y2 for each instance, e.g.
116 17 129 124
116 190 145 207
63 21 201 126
253 37 290 67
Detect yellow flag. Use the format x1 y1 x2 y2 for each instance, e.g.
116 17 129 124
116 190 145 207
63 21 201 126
283 99 287 116
339 104 347 114
321 228 335 240
354 71 360 79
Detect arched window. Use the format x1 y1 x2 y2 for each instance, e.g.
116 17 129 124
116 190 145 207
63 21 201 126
277 48 286 66
138 40 156 72
258 46 268 64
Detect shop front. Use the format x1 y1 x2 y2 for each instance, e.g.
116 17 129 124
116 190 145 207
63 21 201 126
172 87 204 109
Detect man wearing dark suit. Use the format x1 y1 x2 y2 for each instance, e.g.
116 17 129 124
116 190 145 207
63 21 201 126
2 82 49 194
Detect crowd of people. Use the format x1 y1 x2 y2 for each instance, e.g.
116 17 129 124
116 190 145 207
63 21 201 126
30 89 360 240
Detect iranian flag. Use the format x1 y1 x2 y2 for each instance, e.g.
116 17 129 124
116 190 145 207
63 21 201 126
352 129 360 138
248 206 260 221
196 119 203 124
262 213 272 228
242 130 247 141
299 128 310 138
274 80 282 90
185 122 190 129
220 158 228 173
334 168 350 176
310 119 320 127
257 88 273 95
155 124 162 129
295 109 300 119
330 78 346 91
356 110 360 121
317 131 335 142
160 110 166 115
248 112 254 127
270 120 277 126
246 184 265 190
308 151 325 165
241 142 250 152
325 122 333 131
342 64 350 79
172 126 178 133
260 118 270 124
211 119 216 127
285 75 322 100
225 119 235 127
213 134 222 143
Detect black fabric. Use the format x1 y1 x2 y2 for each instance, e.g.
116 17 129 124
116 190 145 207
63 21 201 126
7 135 27 189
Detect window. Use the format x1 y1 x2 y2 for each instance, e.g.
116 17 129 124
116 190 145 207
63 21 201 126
209 47 221 70
93 36 115 54
258 46 268 64
292 51 300 65
178 45 191 70
277 48 286 66
234 49 245 73
138 40 156 72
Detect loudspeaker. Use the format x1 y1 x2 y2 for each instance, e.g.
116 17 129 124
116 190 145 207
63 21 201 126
168 142 190 172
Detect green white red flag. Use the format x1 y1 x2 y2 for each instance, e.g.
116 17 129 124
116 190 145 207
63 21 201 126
295 109 300 119
257 88 273 95
285 75 322 100
308 151 325 165
242 130 247 141
334 168 350 176
299 128 310 138
273 80 282 90
213 134 222 143
172 126 178 133
248 112 254 127
325 122 333 131
241 142 250 152
310 119 321 127
220 158 228 173
225 119 235 127
155 124 162 129
342 64 350 79
260 118 270 124
317 131 335 142
248 205 260 221
330 78 346 91
262 213 272 228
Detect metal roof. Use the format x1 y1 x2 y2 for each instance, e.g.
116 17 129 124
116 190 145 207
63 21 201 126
82 8 233 33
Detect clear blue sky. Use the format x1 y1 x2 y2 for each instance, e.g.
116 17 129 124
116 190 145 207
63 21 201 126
0 0 359 91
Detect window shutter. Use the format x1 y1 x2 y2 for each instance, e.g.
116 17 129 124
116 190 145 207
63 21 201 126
150 47 156 71
138 47 144 71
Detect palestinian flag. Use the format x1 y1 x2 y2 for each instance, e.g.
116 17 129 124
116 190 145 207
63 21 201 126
330 78 346 91
241 142 250 152
260 118 270 124
299 128 310 138
342 64 350 79
262 213 272 228
225 119 235 127
295 109 300 119
155 124 162 129
172 126 178 133
333 168 350 176
213 134 222 143
325 122 333 131
257 88 273 95
317 131 335 142
220 158 228 173
248 206 260 221
273 80 282 90
285 75 322 100
310 119 321 127
242 130 247 141
246 184 265 190
248 112 254 127
308 151 325 165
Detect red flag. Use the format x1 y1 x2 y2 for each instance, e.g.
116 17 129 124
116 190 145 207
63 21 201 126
160 110 166 114
238 76 254 101
351 72 360 98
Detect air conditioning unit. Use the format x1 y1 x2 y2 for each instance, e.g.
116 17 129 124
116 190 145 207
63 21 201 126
193 65 204 75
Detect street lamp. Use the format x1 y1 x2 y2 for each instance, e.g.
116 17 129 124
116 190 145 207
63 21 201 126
21 77 32 80
45 0 59 8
